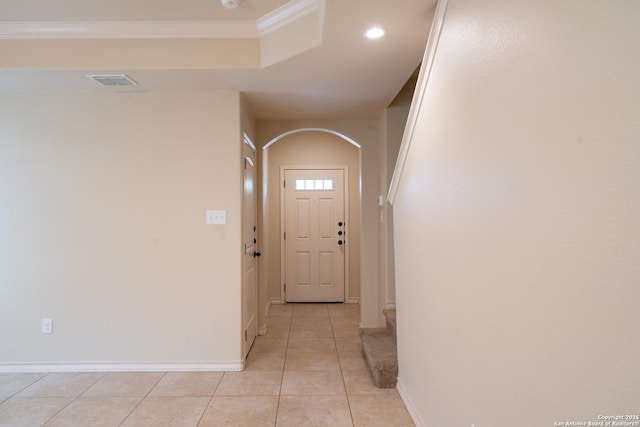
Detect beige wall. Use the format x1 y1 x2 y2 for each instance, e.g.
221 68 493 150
378 70 419 310
263 131 360 302
393 0 640 425
255 120 381 325
258 131 360 300
0 91 245 368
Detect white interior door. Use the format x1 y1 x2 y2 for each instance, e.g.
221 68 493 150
284 168 345 302
242 142 257 358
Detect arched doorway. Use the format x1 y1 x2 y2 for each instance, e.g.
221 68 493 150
259 129 361 313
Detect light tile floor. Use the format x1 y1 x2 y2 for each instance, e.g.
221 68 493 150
0 303 414 426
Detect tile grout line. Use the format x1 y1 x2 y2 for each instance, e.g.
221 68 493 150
273 303 293 427
331 308 358 427
194 372 224 427
32 371 108 426
79 372 109 398
43 400 75 426
116 372 167 427
8 372 48 399
41 385 77 426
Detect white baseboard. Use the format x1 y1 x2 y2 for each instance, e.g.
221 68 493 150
269 297 285 305
258 323 268 336
347 298 360 304
386 302 396 309
0 362 243 373
264 299 272 316
397 378 425 427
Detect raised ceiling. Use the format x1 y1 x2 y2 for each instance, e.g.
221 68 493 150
0 0 292 21
0 0 436 119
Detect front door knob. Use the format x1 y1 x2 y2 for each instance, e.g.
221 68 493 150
253 251 261 257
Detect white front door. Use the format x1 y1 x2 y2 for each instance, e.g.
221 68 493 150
242 141 257 358
284 168 346 302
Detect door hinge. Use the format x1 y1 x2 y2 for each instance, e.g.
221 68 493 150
284 283 286 292
245 329 247 341
284 232 286 240
283 180 286 188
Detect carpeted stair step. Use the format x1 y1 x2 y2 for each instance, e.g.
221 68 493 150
361 334 398 388
383 309 396 342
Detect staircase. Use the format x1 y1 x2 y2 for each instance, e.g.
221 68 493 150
360 309 398 388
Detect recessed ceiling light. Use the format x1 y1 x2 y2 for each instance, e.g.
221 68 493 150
365 27 385 39
220 0 242 8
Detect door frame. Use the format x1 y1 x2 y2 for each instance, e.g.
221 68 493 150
242 133 258 359
280 165 350 303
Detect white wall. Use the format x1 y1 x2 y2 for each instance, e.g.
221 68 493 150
0 91 245 369
393 0 640 425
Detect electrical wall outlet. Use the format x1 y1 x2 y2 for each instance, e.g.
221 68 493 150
42 318 52 334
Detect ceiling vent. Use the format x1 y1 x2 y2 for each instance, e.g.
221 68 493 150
87 74 137 86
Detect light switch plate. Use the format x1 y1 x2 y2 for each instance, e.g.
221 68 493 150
42 318 52 334
206 210 226 225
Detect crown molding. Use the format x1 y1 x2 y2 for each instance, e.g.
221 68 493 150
0 0 322 40
0 20 259 39
257 0 321 36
